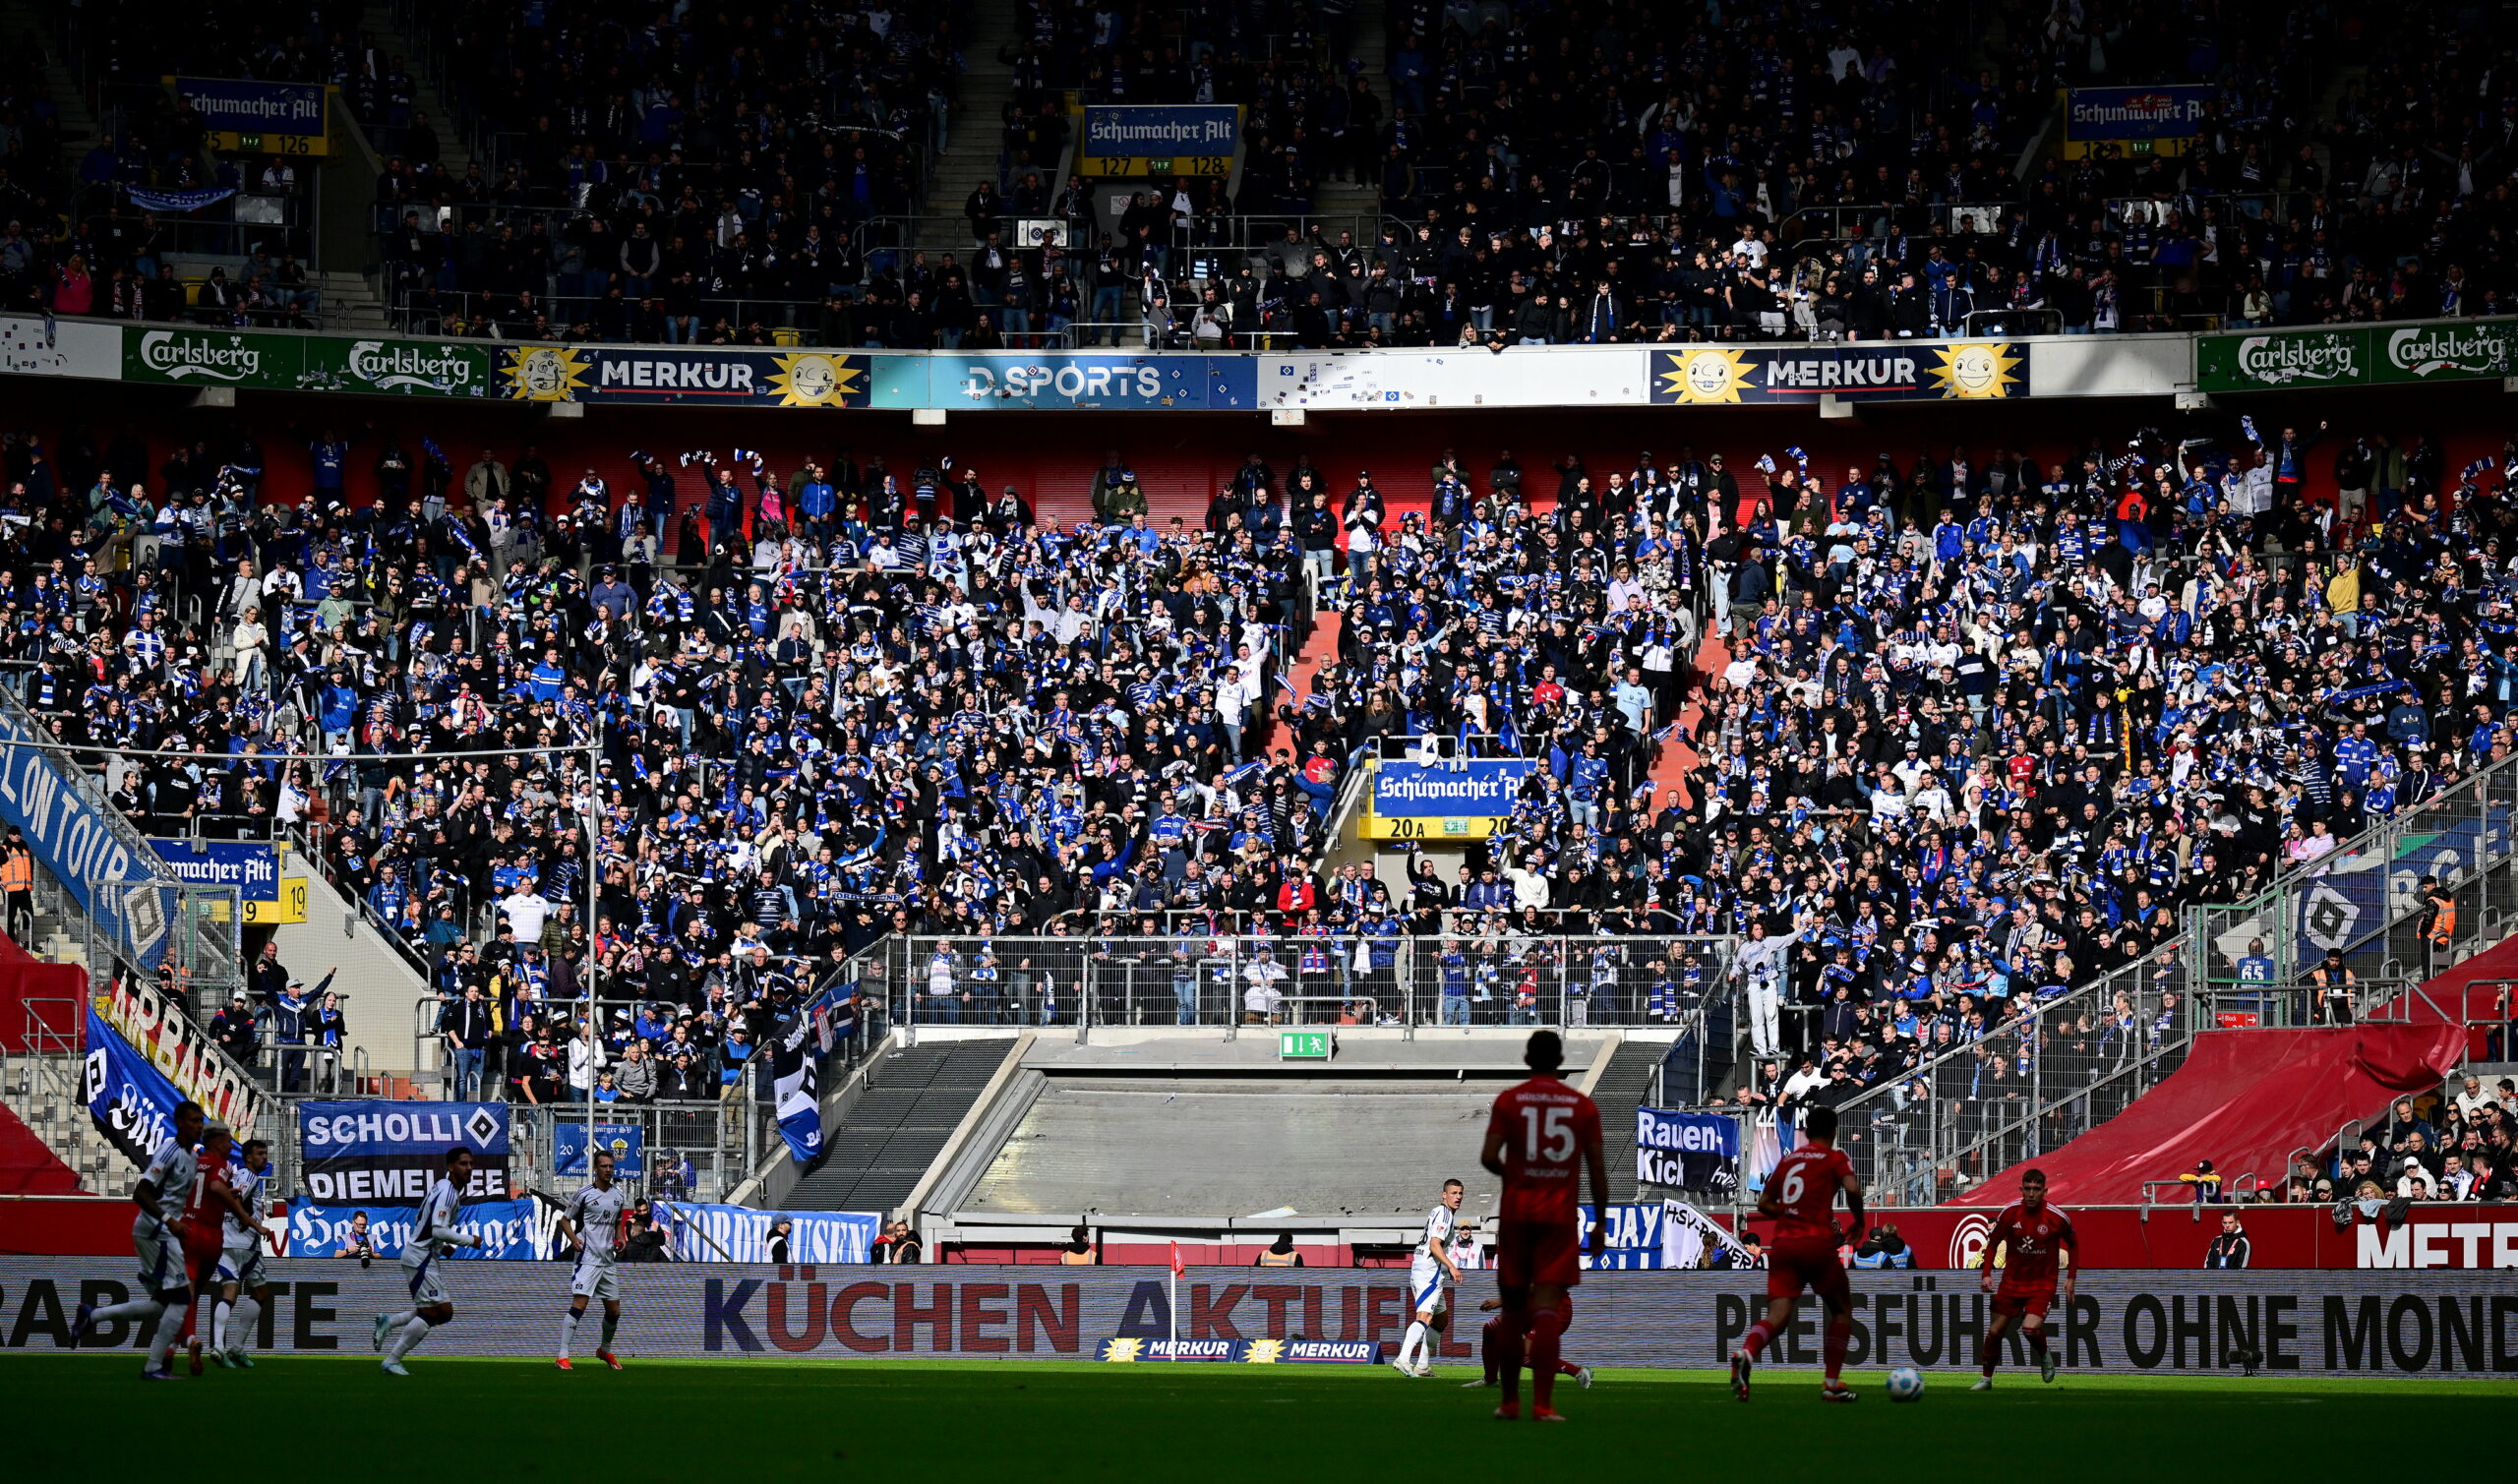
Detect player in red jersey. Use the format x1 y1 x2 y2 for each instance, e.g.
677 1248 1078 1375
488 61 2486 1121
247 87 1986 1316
1974 1168 2076 1389
1467 1297 1593 1391
1477 1031 1606 1423
1731 1103 1864 1402
179 1126 237 1375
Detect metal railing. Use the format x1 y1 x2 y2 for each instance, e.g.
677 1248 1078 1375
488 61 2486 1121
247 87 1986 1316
879 931 1735 1031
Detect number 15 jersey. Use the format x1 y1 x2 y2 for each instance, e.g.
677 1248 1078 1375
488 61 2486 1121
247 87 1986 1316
1485 1076 1602 1224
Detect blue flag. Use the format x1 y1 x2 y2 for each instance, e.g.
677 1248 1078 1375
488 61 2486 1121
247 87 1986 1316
771 1016 821 1164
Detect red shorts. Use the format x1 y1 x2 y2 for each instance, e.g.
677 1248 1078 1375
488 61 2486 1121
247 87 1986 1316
182 1227 223 1284
1992 1282 2056 1319
1494 1218 1583 1290
1766 1238 1850 1302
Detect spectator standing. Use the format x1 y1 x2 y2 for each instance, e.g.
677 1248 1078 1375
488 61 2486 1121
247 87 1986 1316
2203 1214 2249 1268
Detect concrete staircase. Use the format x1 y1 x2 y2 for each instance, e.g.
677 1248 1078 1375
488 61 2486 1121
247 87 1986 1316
358 0 476 181
0 0 99 176
320 270 394 331
1 1051 134 1193
914 4 1026 252
1309 23 1389 223
1590 1039 1663 1201
784 1039 1018 1215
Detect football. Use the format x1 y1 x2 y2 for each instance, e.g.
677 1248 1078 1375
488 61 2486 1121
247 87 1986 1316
1888 1366 1926 1401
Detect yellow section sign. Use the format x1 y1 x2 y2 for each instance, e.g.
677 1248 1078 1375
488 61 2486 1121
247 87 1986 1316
1358 809 1500 841
246 877 310 925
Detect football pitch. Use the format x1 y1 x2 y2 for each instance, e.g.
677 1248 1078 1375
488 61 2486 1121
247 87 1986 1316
10 1355 2511 1481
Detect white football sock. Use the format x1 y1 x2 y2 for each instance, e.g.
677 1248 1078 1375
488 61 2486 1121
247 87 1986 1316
147 1304 186 1368
213 1299 233 1351
1400 1321 1427 1368
90 1296 162 1326
231 1297 260 1352
560 1309 581 1358
385 1308 418 1330
387 1316 434 1362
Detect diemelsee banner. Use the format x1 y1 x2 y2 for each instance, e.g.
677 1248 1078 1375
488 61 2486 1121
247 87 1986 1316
1 1264 2510 1375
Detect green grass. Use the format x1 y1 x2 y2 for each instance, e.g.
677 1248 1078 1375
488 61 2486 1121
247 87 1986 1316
12 1354 2515 1482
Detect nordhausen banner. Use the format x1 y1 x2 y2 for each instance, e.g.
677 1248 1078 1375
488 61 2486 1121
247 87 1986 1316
3 1265 2512 1375
652 1204 879 1264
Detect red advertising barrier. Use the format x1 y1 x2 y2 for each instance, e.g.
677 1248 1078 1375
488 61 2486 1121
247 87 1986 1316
1802 1203 2518 1271
0 1195 133 1255
0 932 85 1053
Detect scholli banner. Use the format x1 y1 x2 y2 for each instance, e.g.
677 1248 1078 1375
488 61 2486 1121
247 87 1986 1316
296 1099 512 1205
5 1264 2515 1374
299 336 492 396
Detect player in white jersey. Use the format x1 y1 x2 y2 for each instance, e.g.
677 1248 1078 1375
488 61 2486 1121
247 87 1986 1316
556 1149 631 1371
1392 1177 1464 1377
210 1138 275 1369
373 1147 486 1375
70 1098 204 1379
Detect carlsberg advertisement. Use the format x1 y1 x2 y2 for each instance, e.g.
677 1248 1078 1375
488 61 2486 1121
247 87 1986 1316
123 326 491 396
2198 319 2513 392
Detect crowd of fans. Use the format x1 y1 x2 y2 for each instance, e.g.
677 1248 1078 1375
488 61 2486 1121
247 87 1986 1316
4 0 2513 347
0 390 2511 1135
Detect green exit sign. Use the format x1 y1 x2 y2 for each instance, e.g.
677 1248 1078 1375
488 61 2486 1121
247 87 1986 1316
1278 1030 1333 1060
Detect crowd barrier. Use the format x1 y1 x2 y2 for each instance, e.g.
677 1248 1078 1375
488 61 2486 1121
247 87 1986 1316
2 1261 2509 1375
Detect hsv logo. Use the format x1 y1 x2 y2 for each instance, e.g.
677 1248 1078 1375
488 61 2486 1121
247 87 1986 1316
1948 1213 1995 1270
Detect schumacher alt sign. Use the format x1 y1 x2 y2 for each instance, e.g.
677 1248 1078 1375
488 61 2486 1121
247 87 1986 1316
3 1263 2513 1375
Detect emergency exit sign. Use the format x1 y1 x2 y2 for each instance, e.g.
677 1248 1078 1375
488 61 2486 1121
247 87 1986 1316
1278 1030 1333 1060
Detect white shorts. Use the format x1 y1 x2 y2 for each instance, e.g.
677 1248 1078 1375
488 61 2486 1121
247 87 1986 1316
214 1240 268 1290
133 1215 184 1295
401 1254 452 1309
569 1254 621 1302
1409 1256 1446 1316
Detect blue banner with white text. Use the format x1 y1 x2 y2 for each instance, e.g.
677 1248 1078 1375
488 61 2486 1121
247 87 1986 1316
147 836 280 902
652 1203 880 1264
555 1119 645 1177
172 77 328 138
0 705 174 967
1082 105 1240 158
82 1006 188 1165
297 1099 513 1205
2066 85 2214 143
1634 1105 1741 1192
1371 758 1541 817
284 1196 547 1260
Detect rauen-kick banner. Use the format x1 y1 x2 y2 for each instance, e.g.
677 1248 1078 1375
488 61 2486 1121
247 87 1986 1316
297 336 493 397
1634 1105 1742 1193
875 352 1260 410
123 326 302 389
498 344 871 406
5 1264 2515 1374
295 1099 513 1205
0 701 173 968
82 1006 192 1165
652 1204 880 1264
1649 342 2029 403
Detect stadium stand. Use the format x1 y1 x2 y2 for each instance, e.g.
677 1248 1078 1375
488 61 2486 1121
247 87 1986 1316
4 0 2518 1251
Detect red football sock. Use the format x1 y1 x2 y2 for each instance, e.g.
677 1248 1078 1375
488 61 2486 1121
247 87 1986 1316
1980 1332 1999 1377
1496 1309 1528 1406
2029 1328 2048 1361
1740 1319 1776 1359
1529 1307 1566 1408
1823 1318 1849 1384
1557 1356 1584 1378
1480 1318 1500 1384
